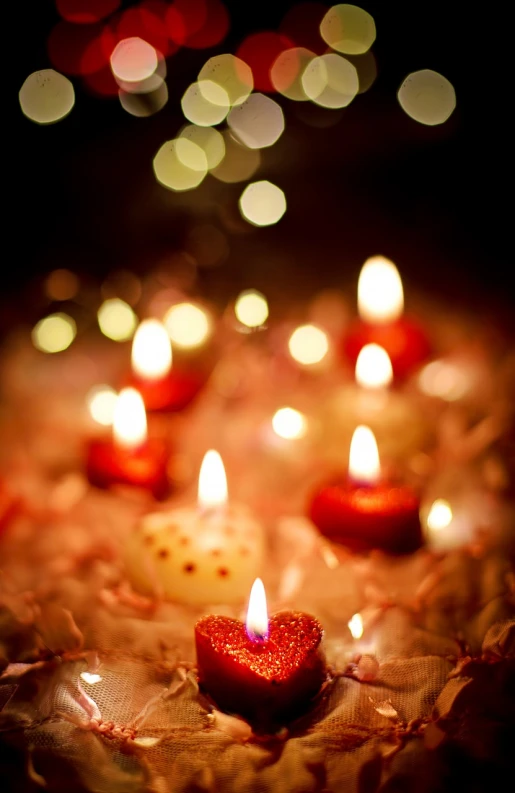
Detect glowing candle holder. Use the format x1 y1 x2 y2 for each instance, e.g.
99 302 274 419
124 450 265 604
128 319 204 412
309 425 423 554
85 388 171 499
194 578 327 731
341 256 431 380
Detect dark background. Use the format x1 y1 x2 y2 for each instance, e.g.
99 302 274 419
9 1 514 323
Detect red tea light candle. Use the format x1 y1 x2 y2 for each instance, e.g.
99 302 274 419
195 578 327 731
309 425 422 554
124 450 265 604
129 319 203 412
86 387 170 499
342 256 431 380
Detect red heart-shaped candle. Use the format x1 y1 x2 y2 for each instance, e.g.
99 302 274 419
195 611 326 731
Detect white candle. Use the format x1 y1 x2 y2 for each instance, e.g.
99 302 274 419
124 450 265 605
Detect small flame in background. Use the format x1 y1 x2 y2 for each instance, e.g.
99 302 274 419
197 450 228 511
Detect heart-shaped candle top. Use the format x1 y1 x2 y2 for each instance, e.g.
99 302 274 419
195 611 326 730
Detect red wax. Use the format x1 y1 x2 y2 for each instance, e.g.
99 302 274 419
309 479 422 554
128 370 204 412
195 611 326 731
86 437 171 500
342 316 431 379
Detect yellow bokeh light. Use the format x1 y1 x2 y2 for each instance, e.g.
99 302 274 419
210 130 261 183
427 499 453 531
358 256 404 323
234 290 269 327
239 180 286 227
153 139 207 192
198 54 253 106
19 69 75 125
178 125 225 170
272 407 307 440
288 324 329 365
348 612 364 640
32 313 77 353
320 4 376 55
181 81 230 126
87 385 118 426
301 53 359 108
163 302 212 349
417 360 469 401
355 344 393 388
271 47 316 101
119 80 168 117
398 70 456 126
44 269 79 301
97 298 137 341
110 37 158 83
228 93 285 149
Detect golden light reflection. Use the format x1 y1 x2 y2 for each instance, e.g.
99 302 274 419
153 139 207 191
270 47 316 101
110 37 158 83
358 256 404 324
417 360 469 401
198 54 253 106
228 93 285 149
178 125 225 169
131 319 172 379
181 81 230 126
19 69 75 125
44 269 79 301
87 385 118 426
163 302 212 349
320 4 376 55
113 388 147 449
349 425 380 484
355 344 393 388
246 577 269 642
32 313 77 353
80 672 103 685
288 324 329 365
301 53 359 108
398 70 456 126
234 290 269 327
239 180 286 226
197 449 228 510
427 499 453 532
348 612 364 640
97 298 137 341
272 407 308 440
210 130 261 183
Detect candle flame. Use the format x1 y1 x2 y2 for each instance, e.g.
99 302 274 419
246 577 269 642
349 425 380 484
355 344 393 389
358 256 404 324
132 319 172 379
427 499 453 532
348 613 364 640
113 388 147 449
197 450 228 511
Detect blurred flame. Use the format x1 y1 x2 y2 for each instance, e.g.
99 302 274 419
246 577 269 642
358 256 404 324
113 388 147 449
348 613 364 640
197 450 228 510
355 344 393 388
427 499 453 532
349 425 380 484
132 319 172 379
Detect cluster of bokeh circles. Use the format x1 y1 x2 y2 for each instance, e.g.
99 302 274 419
19 2 457 227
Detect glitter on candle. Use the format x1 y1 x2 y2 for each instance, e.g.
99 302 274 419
358 256 404 324
132 319 172 379
272 407 307 440
288 324 329 365
348 613 364 640
246 577 269 642
112 388 147 449
198 450 228 510
355 344 393 389
349 426 380 484
235 290 269 328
